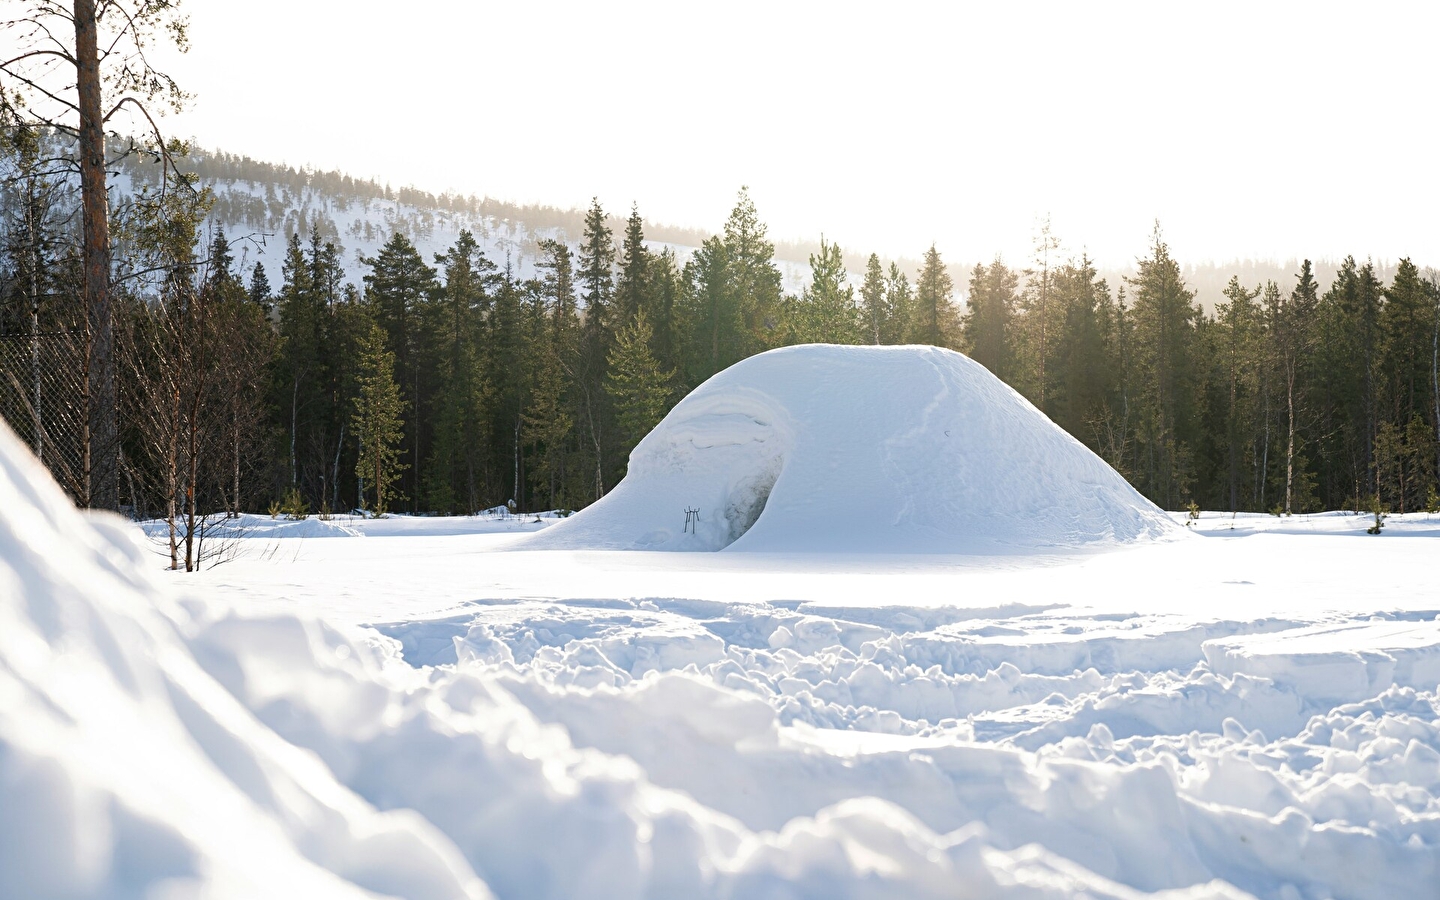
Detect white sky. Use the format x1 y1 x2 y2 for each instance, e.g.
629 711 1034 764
156 1 1440 268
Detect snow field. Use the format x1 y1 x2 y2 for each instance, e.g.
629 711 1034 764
365 594 1439 899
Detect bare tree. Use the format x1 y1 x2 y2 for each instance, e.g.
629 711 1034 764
1 0 190 509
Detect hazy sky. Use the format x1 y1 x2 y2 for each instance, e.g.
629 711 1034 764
156 1 1439 267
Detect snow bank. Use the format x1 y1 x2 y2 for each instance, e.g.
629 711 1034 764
526 344 1177 552
0 426 485 899
1204 619 1440 704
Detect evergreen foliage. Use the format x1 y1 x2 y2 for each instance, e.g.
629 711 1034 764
352 322 406 516
5 137 1440 524
606 310 674 453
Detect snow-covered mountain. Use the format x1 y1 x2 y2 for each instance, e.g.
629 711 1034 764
112 148 815 297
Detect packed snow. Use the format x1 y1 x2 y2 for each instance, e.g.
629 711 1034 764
529 345 1178 553
3 349 1439 899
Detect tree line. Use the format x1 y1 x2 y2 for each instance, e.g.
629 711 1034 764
4 134 1440 563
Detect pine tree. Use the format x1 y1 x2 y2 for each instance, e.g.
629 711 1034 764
860 253 887 345
884 262 913 345
248 261 272 313
425 230 494 512
911 244 959 348
362 231 438 510
1215 276 1261 511
1125 222 1199 507
1051 255 1112 447
486 259 531 506
722 187 784 353
961 258 1017 378
353 321 406 516
575 200 617 498
793 237 859 344
606 310 675 453
615 204 650 325
1277 260 1319 514
1318 257 1384 505
523 346 574 510
275 232 321 494
1022 217 1062 411
646 247 683 374
682 234 735 380
579 198 616 354
1382 259 1434 427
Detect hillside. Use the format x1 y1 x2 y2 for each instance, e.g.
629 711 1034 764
112 145 1403 311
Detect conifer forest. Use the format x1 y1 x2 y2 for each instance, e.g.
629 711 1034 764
2 129 1438 553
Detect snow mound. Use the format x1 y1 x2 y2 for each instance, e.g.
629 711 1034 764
0 424 486 900
1204 619 1440 704
528 344 1177 552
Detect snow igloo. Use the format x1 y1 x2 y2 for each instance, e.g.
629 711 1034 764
525 344 1177 553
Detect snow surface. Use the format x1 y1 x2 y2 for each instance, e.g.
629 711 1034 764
5 375 1440 896
528 344 1179 553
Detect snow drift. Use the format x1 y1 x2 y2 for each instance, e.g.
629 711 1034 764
526 344 1177 552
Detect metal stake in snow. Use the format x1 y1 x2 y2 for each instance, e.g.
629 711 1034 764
683 507 700 533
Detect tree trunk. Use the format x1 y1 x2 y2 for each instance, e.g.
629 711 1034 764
75 0 117 510
231 415 241 519
166 395 179 570
332 423 345 514
1432 303 1439 482
1285 363 1296 515
26 177 43 461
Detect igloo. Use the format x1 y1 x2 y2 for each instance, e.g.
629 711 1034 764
525 344 1177 553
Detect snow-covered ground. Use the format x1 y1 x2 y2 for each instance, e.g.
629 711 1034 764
4 346 1438 899
137 506 1440 900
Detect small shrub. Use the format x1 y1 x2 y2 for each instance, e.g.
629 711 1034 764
1366 494 1387 535
282 487 308 521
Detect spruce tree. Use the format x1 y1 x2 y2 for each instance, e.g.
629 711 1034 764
579 198 616 354
646 247 683 374
353 321 406 516
248 261 272 313
1318 257 1384 504
362 231 438 509
523 347 574 510
721 187 784 354
1382 259 1434 427
911 244 959 348
682 234 735 381
1277 260 1320 514
615 204 650 325
884 262 913 345
1215 276 1261 511
860 253 887 344
1022 218 1062 411
275 232 322 495
961 259 1017 378
606 310 675 453
1051 255 1112 447
425 230 494 512
794 237 859 344
1125 222 1199 507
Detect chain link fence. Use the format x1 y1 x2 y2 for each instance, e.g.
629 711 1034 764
0 330 88 501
